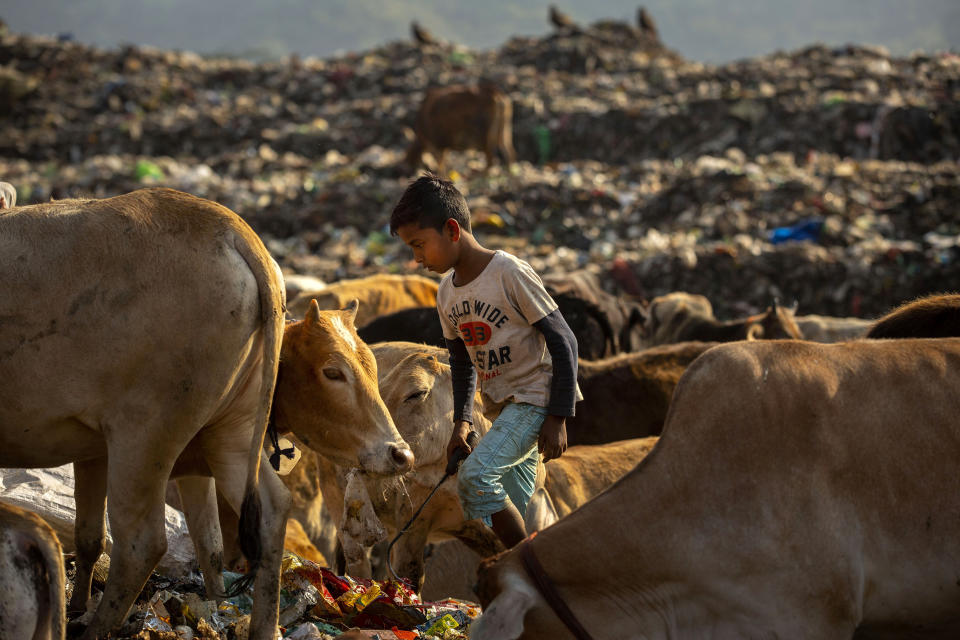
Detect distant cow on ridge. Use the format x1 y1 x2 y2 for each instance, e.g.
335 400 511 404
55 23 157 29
404 83 516 174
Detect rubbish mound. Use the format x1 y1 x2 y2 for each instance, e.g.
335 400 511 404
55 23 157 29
0 26 957 321
69 552 480 640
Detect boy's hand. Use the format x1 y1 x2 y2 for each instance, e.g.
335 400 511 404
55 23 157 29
446 420 474 472
538 415 567 462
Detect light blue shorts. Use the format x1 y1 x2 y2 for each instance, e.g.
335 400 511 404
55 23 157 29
457 402 546 525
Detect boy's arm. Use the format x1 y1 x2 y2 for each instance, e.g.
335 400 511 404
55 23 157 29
533 309 579 461
446 337 478 463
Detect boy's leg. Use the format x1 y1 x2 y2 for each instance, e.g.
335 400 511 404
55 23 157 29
457 403 547 549
490 502 527 548
493 440 542 546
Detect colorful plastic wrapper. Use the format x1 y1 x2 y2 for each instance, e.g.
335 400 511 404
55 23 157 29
416 610 470 636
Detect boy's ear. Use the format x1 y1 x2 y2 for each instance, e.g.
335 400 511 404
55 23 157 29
446 218 461 242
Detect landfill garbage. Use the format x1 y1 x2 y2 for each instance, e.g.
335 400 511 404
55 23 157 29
0 26 955 317
62 550 482 639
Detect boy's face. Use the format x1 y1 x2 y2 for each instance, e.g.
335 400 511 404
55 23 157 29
396 220 459 274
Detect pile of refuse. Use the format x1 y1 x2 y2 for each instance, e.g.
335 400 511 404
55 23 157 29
0 26 958 318
69 553 480 640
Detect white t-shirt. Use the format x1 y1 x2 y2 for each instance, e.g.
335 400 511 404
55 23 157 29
437 250 582 408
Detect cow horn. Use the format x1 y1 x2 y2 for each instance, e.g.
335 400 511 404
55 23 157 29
305 299 322 325
342 298 359 325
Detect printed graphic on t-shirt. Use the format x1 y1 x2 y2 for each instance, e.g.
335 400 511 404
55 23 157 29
447 299 514 380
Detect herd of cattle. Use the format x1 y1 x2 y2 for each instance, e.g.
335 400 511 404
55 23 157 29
1 187 958 639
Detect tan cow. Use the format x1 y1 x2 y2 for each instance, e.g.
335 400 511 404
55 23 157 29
314 343 504 588
404 83 516 174
474 338 960 639
524 437 658 533
215 341 474 586
0 502 66 640
0 188 413 640
286 273 439 326
204 301 418 566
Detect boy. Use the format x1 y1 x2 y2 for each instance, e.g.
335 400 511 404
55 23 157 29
390 173 581 548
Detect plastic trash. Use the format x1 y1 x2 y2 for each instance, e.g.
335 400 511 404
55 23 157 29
134 159 164 182
769 219 824 244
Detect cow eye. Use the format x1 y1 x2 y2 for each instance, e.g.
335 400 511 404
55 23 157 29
404 390 427 403
322 367 344 381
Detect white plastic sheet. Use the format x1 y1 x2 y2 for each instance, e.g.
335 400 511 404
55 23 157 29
0 465 197 576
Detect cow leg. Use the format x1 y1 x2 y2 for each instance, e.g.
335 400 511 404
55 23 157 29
176 476 225 599
79 454 172 640
69 458 107 615
390 525 430 591
205 447 289 640
216 490 244 570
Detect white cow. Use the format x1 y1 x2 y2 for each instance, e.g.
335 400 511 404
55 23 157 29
0 188 413 640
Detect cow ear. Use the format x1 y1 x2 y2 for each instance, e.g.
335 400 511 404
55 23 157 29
470 569 537 640
342 299 359 325
305 299 322 325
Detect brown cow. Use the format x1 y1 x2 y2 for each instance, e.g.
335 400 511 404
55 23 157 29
646 292 803 345
543 270 648 355
565 342 715 446
474 338 960 638
867 293 960 339
404 83 515 174
0 502 66 640
286 273 439 326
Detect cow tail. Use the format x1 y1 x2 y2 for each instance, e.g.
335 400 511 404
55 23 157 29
33 533 66 640
227 223 285 597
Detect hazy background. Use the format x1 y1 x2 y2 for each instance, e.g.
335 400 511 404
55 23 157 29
3 0 958 63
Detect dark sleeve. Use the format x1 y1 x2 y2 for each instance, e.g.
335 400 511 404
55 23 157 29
533 309 579 417
446 337 477 424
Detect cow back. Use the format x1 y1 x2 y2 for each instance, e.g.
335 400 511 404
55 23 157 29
867 293 960 339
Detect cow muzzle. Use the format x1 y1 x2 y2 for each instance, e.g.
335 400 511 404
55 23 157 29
389 444 415 473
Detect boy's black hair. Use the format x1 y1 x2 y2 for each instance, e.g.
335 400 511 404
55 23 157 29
389 172 472 235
